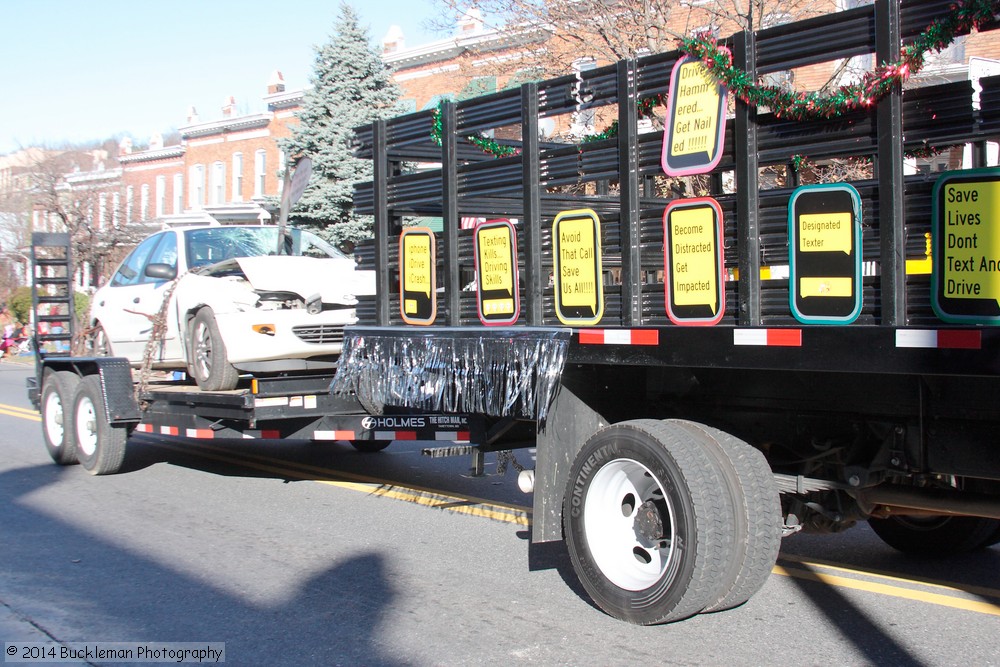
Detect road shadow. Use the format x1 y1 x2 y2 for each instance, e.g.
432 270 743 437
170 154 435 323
0 463 406 666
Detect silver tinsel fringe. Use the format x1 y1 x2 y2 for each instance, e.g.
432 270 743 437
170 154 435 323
331 327 570 421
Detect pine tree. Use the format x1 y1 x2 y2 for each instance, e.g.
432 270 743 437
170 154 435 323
282 3 400 250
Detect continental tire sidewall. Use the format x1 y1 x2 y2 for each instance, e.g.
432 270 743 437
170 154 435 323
564 421 724 624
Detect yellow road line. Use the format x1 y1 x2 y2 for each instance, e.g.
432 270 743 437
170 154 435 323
0 403 40 422
780 553 1000 601
773 564 1000 617
149 439 530 526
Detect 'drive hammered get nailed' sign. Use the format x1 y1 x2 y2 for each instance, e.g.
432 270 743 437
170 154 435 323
661 52 728 177
932 168 1000 324
474 219 520 325
664 198 725 325
553 209 603 325
399 227 436 325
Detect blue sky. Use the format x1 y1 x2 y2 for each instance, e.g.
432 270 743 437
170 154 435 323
0 0 447 155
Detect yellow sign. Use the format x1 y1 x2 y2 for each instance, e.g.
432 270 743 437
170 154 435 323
662 54 728 177
939 180 1000 305
799 213 853 255
553 209 603 325
399 227 436 325
664 198 724 325
475 220 520 324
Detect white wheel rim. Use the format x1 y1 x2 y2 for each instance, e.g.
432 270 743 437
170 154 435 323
584 458 676 591
76 395 98 457
44 390 64 448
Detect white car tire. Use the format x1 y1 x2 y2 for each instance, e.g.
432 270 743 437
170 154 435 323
189 308 240 391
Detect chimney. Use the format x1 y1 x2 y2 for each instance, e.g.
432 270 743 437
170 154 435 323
187 106 199 124
382 25 405 53
267 70 285 94
149 132 163 150
222 95 237 117
118 137 132 156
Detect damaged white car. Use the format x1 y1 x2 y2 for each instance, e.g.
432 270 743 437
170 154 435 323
89 223 373 391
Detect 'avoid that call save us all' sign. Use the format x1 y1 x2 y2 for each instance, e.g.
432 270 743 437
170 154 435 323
553 209 603 325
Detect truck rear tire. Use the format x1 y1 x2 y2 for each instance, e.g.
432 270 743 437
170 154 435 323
41 369 80 465
666 420 781 612
351 440 391 453
563 419 735 624
73 375 128 475
868 515 1000 556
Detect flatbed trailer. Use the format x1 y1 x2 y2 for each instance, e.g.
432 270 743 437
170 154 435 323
28 0 1000 626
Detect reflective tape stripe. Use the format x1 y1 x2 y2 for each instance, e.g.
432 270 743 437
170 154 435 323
578 329 659 346
733 329 802 347
896 329 981 350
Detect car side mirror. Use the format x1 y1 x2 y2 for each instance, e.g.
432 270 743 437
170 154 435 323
145 263 177 280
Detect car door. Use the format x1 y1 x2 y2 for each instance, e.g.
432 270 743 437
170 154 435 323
92 232 183 362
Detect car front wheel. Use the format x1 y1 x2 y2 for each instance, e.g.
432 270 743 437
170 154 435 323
188 308 240 391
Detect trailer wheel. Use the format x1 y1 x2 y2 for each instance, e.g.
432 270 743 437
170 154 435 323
563 420 734 624
72 375 127 475
41 369 80 465
351 440 391 453
189 308 239 391
868 515 1000 556
666 420 781 612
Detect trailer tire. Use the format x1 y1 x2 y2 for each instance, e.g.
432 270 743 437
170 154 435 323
41 369 80 465
563 419 734 625
667 420 781 613
868 515 1000 556
189 308 239 391
73 375 127 475
351 440 391 453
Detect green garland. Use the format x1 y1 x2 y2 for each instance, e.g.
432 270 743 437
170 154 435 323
430 103 520 157
680 0 999 120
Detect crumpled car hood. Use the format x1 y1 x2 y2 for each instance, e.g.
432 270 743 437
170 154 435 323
194 255 375 304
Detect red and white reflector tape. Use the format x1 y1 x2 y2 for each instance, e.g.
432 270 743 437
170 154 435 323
313 430 357 441
578 329 659 346
895 329 981 350
374 431 418 440
733 329 802 347
436 431 471 442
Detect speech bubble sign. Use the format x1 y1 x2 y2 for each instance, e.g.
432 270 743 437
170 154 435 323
475 219 520 325
799 213 853 255
662 53 728 177
933 174 1000 321
664 197 725 325
399 227 436 325
553 209 603 325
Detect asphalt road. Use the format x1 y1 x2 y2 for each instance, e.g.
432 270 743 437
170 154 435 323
1 361 998 666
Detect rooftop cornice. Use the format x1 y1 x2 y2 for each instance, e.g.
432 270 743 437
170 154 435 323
383 24 550 69
179 112 273 138
118 145 185 164
264 88 306 110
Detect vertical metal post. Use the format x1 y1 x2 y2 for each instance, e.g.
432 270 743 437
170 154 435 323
522 83 543 325
617 60 642 325
372 119 390 326
876 0 906 326
442 101 461 325
733 31 761 326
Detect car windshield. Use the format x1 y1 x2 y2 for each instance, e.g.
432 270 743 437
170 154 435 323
183 226 344 268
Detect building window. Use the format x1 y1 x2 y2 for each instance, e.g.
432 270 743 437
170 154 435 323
190 164 205 208
126 185 134 223
278 151 286 196
572 57 597 133
232 153 243 201
140 184 150 220
112 192 120 228
173 174 183 213
210 161 225 205
156 175 166 217
254 150 266 198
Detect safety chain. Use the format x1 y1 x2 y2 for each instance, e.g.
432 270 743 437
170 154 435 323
134 272 188 405
495 449 525 476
